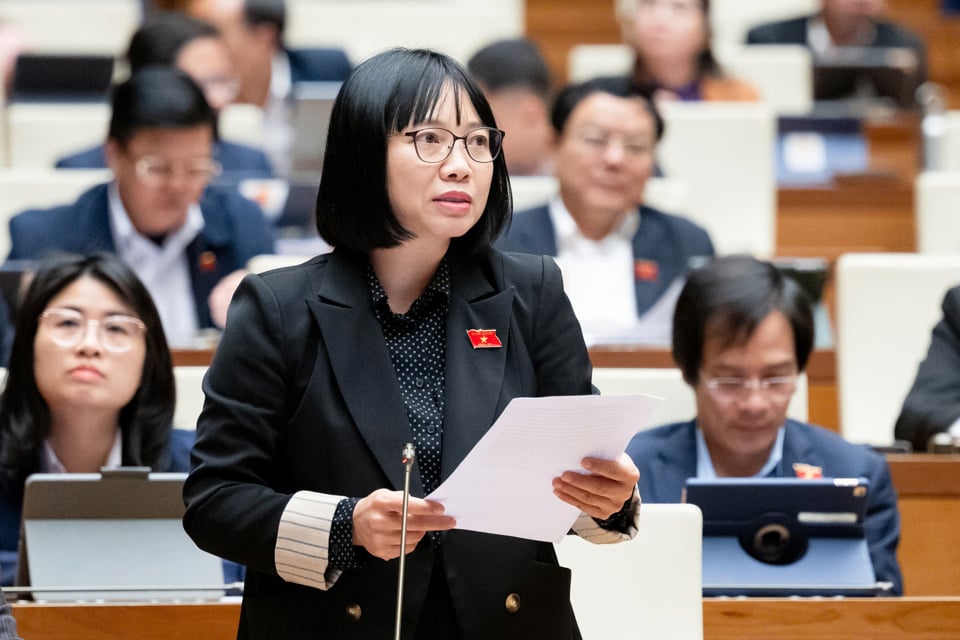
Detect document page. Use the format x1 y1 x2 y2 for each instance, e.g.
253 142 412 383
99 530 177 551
427 394 660 543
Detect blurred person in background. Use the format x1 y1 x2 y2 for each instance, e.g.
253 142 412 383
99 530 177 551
8 68 275 346
616 0 759 104
468 38 555 177
57 11 274 179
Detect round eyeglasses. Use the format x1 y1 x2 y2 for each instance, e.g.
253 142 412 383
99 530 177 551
703 375 798 401
39 308 146 353
394 127 505 163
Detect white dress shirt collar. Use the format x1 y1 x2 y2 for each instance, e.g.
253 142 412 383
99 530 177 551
42 430 122 473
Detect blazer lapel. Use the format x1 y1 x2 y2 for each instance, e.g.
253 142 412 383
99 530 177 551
781 419 823 478
306 251 423 495
440 256 514 479
648 421 699 502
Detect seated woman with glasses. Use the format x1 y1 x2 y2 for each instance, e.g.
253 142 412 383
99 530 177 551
625 254 903 594
615 0 759 104
0 253 187 586
182 47 641 639
6 66 275 348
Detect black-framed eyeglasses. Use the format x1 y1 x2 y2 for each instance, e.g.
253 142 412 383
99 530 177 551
393 127 505 163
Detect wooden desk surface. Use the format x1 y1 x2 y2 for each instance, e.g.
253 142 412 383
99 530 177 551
703 597 960 640
887 455 960 596
12 597 960 640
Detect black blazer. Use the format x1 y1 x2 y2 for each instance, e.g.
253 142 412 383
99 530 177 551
896 285 960 450
183 248 594 639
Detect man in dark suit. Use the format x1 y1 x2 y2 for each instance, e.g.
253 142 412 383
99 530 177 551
7 67 275 347
745 0 926 104
498 76 713 346
56 11 274 179
895 284 960 450
625 255 903 594
189 0 352 175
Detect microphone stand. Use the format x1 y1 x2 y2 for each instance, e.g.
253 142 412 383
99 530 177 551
394 443 415 640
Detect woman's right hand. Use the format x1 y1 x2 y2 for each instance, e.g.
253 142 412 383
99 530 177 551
352 489 456 560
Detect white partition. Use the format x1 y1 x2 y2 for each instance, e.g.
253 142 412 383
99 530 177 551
0 168 111 258
0 0 139 56
915 171 960 254
715 44 813 115
219 104 266 148
656 101 777 256
710 0 819 47
173 366 208 432
286 0 523 65
567 44 633 83
5 102 110 168
567 43 812 116
836 253 960 445
592 367 808 430
934 112 960 172
509 175 558 212
555 503 704 640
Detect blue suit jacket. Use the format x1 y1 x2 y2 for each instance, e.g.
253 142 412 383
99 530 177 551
626 418 903 594
7 183 276 328
288 47 352 83
55 139 275 179
497 204 714 316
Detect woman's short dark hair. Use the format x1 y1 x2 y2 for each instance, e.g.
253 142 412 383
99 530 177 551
127 11 220 73
550 75 665 141
672 255 815 385
0 253 175 500
108 66 216 147
316 47 512 255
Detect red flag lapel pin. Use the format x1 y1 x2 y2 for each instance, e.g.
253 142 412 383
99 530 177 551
792 462 823 479
466 329 502 349
198 250 218 273
634 259 659 282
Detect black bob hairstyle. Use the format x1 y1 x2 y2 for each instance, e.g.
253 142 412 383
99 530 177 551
550 75 665 141
0 253 176 500
316 47 512 254
672 255 814 386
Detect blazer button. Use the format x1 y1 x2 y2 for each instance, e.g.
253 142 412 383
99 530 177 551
505 593 521 614
345 603 362 622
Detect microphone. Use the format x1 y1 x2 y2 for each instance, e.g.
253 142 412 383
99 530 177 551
394 443 415 640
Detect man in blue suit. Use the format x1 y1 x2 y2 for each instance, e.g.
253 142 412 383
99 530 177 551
56 11 274 180
189 0 353 175
745 0 926 104
498 76 713 346
625 255 903 594
7 67 275 347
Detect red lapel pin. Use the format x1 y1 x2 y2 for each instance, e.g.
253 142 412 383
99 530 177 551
198 251 218 273
634 259 659 282
466 329 502 349
792 462 823 479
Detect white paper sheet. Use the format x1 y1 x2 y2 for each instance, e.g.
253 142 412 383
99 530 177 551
426 394 660 543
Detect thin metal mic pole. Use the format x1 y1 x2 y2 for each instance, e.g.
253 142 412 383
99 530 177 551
394 443 415 640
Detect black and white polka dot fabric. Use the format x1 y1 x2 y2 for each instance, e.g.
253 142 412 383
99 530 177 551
368 259 450 495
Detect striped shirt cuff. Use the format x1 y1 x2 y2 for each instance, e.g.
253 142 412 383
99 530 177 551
570 485 641 544
275 491 345 590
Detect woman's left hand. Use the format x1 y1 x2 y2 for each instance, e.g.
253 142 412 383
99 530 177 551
552 453 640 520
